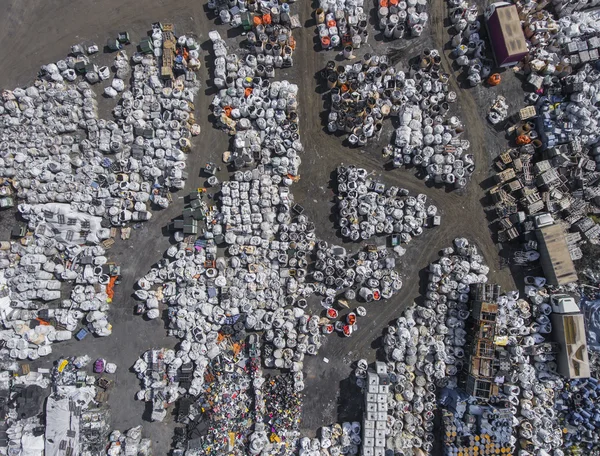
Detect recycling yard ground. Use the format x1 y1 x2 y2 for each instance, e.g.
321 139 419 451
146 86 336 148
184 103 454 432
0 0 521 453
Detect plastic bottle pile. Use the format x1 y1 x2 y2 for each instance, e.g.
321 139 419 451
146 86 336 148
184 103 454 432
447 0 492 87
376 0 429 39
381 238 489 453
335 164 439 242
315 0 369 53
298 423 362 456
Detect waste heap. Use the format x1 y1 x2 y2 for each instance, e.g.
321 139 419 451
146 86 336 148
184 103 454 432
551 0 600 18
1 34 200 218
535 65 600 148
133 348 181 422
2 367 48 456
437 277 584 455
130 29 409 454
106 426 153 456
208 0 299 31
487 95 508 125
0 26 202 354
493 285 565 454
488 70 600 257
559 377 600 452
379 238 489 454
0 228 117 361
315 0 369 53
447 0 492 87
376 0 429 39
440 402 516 455
516 1 600 83
262 311 322 370
362 362 389 455
298 422 362 456
262 373 302 445
183 352 256 454
211 31 301 170
335 164 439 242
46 357 111 456
321 51 474 189
246 18 297 71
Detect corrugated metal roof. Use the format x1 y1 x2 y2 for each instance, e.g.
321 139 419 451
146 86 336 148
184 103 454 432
551 313 591 378
496 5 528 55
536 224 578 285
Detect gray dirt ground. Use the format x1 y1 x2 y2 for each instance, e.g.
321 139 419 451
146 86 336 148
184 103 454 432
0 0 524 452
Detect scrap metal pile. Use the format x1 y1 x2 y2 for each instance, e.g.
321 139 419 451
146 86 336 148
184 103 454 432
335 164 439 242
488 106 600 257
315 0 369 53
486 22 600 256
376 0 429 39
321 51 474 189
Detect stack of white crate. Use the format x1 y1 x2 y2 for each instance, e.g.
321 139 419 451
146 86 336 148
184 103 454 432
361 362 389 456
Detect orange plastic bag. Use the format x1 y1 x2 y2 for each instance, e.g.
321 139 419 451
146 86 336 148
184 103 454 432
487 73 501 86
106 276 118 300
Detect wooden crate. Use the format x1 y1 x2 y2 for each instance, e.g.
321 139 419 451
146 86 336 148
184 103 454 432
519 106 536 120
